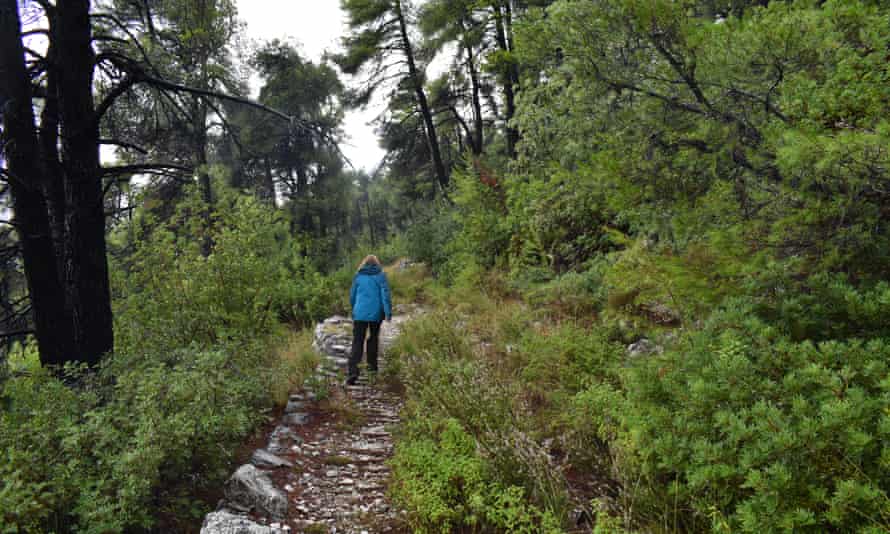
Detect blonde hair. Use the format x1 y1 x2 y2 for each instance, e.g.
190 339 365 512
358 254 381 270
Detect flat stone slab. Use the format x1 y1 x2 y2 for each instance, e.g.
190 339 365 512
224 465 288 520
250 449 293 469
360 426 389 437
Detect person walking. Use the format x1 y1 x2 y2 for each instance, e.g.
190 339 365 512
347 255 392 385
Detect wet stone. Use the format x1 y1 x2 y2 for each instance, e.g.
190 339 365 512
285 400 307 413
283 412 310 426
250 449 293 469
224 465 288 520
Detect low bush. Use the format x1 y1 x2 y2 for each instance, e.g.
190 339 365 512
755 272 890 342
386 262 432 304
513 322 623 431
1 341 289 532
0 191 325 532
391 416 562 534
602 300 890 532
388 308 572 529
519 260 609 319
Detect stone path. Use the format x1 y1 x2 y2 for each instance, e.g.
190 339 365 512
200 306 419 534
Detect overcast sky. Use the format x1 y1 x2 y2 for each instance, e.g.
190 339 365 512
235 0 387 173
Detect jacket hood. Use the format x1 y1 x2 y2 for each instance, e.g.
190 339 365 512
358 264 382 276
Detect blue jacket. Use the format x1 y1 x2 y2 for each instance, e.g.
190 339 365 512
350 264 392 322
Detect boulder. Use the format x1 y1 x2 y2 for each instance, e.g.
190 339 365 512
200 510 278 534
250 449 293 469
267 425 301 454
627 338 664 358
224 465 288 519
283 412 310 426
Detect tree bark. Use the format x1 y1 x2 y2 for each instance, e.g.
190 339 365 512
0 0 75 366
492 1 519 158
195 104 214 257
461 21 484 155
56 0 114 364
263 157 276 205
460 20 485 156
395 0 449 192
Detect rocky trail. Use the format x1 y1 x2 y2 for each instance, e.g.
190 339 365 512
200 306 419 534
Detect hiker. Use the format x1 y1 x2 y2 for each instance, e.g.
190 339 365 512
347 255 392 385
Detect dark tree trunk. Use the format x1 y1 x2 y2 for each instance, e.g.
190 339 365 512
493 1 519 158
196 121 213 257
365 193 376 247
56 0 114 364
37 16 68 278
0 0 75 366
464 40 484 155
263 157 276 205
395 0 449 192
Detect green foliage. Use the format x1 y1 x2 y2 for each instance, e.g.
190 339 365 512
515 322 622 402
507 163 617 273
114 189 336 357
379 1 890 533
2 190 327 532
756 273 890 342
0 343 273 532
391 416 563 534
402 205 461 277
449 164 512 270
518 259 609 317
602 302 890 532
388 305 600 529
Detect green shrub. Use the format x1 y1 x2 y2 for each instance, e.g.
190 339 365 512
272 252 339 326
0 338 288 533
514 322 623 417
391 416 563 534
1 190 329 532
403 206 460 276
389 309 571 524
756 273 890 342
605 300 890 532
520 260 609 318
386 263 431 303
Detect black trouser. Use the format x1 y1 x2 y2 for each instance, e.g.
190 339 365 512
348 320 381 380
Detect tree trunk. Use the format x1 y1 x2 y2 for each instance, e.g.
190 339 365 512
464 39 484 155
263 157 276 205
57 0 114 364
395 0 449 192
0 0 75 366
493 1 519 158
37 17 68 278
196 120 213 257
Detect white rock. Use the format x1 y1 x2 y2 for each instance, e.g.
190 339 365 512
199 510 276 534
224 465 288 519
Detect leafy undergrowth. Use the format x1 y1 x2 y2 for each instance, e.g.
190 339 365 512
384 262 890 533
384 274 623 533
0 194 324 533
0 328 319 534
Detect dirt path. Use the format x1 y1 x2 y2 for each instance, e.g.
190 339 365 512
201 308 417 534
